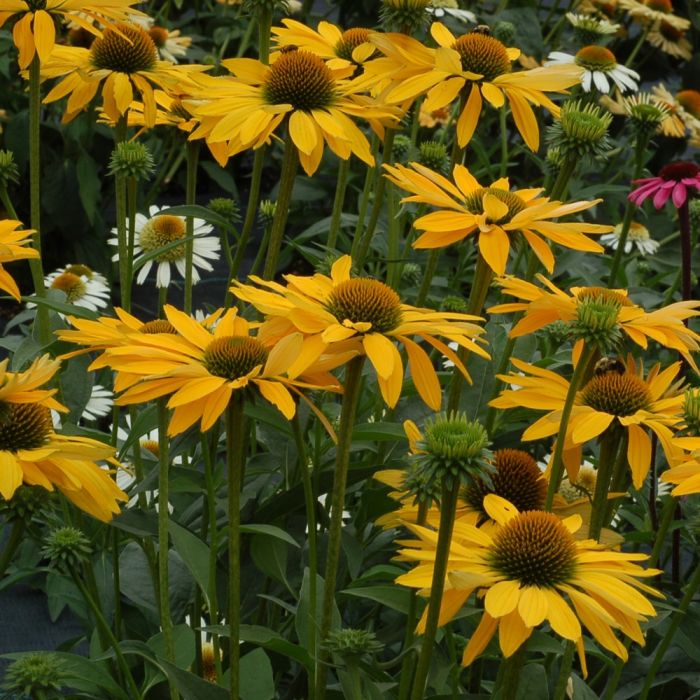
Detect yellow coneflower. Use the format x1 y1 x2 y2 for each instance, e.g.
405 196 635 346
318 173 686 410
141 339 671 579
619 0 690 31
0 219 39 300
647 21 693 60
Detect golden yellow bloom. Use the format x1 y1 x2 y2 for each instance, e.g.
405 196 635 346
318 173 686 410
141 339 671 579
233 255 489 409
96 305 341 435
366 23 582 150
650 84 700 137
187 48 399 174
384 162 609 274
0 355 126 521
41 23 206 126
489 275 700 366
397 494 661 673
0 0 143 68
491 354 685 487
0 219 39 300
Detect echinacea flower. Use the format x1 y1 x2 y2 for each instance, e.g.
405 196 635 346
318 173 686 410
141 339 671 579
647 21 693 60
0 0 143 68
0 355 127 521
600 221 659 255
629 161 700 209
662 450 700 495
98 305 342 435
186 48 399 174
384 162 609 274
0 219 39 300
546 46 639 93
618 0 690 31
490 354 685 487
41 23 206 126
42 264 110 312
427 0 476 23
368 23 582 150
232 255 489 410
651 84 700 136
147 25 192 63
108 205 220 288
566 12 621 39
396 494 661 672
601 89 685 138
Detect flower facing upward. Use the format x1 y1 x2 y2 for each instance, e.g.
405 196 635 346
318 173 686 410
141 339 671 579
396 495 661 672
233 256 489 410
0 355 126 521
491 354 685 486
384 162 609 274
0 0 144 68
489 275 700 362
97 305 341 435
546 46 639 93
367 23 582 150
0 220 39 300
629 161 700 210
187 48 399 174
41 23 206 126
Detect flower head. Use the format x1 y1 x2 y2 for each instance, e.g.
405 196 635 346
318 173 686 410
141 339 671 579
566 12 621 43
0 219 39 300
42 264 110 312
547 46 639 93
396 494 661 672
629 161 700 210
600 221 659 255
619 0 690 31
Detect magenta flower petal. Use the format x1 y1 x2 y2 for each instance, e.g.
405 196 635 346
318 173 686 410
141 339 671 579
672 183 688 208
653 186 672 209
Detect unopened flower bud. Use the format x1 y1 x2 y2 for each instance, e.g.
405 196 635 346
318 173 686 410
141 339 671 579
108 141 155 180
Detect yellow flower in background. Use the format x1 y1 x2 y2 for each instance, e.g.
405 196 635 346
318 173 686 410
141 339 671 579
97 305 341 436
0 0 143 68
385 162 609 274
233 255 489 409
366 23 582 150
489 276 700 367
491 354 685 487
0 220 39 300
187 48 400 174
396 494 661 673
0 355 127 521
619 0 690 31
41 23 206 126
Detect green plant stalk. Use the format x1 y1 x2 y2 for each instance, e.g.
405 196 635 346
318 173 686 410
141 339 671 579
349 142 377 258
257 7 273 63
495 643 528 700
355 129 396 268
344 659 364 700
446 252 494 413
415 250 440 306
409 480 461 700
639 560 700 700
649 496 677 568
545 343 596 510
111 528 123 638
386 182 401 289
124 177 137 312
250 221 273 277
156 399 178 700
548 157 577 201
28 55 50 345
113 117 129 310
262 134 298 280
292 415 317 696
499 107 509 177
200 434 224 683
226 396 246 700
552 641 576 700
603 433 630 525
327 158 350 250
679 200 692 302
626 26 651 66
71 572 142 699
315 356 366 700
228 147 267 293
0 520 24 579
183 140 200 315
588 428 621 540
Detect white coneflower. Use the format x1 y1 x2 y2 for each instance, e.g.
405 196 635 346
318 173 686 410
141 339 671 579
427 0 477 22
647 21 693 60
109 205 220 288
81 384 114 421
546 45 639 93
37 264 110 312
147 26 192 62
618 0 690 31
600 221 659 255
566 12 621 37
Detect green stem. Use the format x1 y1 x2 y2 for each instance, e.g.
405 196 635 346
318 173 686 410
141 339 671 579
226 396 246 700
548 157 577 201
588 428 621 540
28 55 50 346
639 560 700 700
0 520 24 579
71 572 142 699
156 399 178 700
552 641 576 700
495 643 528 700
446 252 494 413
679 200 692 302
386 181 401 289
349 142 377 257
649 496 677 569
415 250 441 307
124 177 137 312
499 107 509 177
257 8 272 63
114 117 129 310
316 356 366 700
111 528 123 638
345 660 364 700
250 222 272 277
262 134 298 280
409 480 461 700
327 158 350 251
355 129 396 268
292 416 317 697
544 343 596 510
626 26 651 66
184 140 200 315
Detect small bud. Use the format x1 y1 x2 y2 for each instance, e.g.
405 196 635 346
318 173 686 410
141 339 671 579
323 628 384 659
440 295 469 313
258 199 277 228
392 134 413 163
0 485 53 522
0 149 20 190
492 21 516 46
543 319 573 345
689 200 700 236
546 100 612 162
400 262 421 287
573 287 626 349
380 0 431 33
418 140 449 173
208 197 241 224
403 461 443 506
42 526 92 571
2 652 66 698
684 388 700 436
108 141 155 180
243 0 290 16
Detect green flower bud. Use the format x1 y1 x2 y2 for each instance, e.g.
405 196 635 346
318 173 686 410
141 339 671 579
323 628 384 659
380 0 431 33
546 100 613 162
2 652 66 698
392 134 413 163
42 526 92 571
0 149 19 190
243 0 289 15
208 197 241 224
108 141 155 180
418 140 449 173
683 388 700 436
401 262 422 287
0 485 53 522
572 287 626 349
258 199 277 228
440 295 469 313
492 21 516 46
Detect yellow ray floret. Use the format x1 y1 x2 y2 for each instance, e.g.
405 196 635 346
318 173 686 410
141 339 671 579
0 219 39 301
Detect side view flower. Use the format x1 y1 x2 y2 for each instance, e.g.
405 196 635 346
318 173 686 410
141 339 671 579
0 219 39 300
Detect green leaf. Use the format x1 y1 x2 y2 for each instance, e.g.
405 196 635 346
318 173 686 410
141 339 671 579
250 533 293 596
148 624 196 670
160 204 233 231
9 334 42 370
240 648 275 700
340 585 412 615
169 521 211 602
570 673 599 699
352 422 407 442
21 294 98 320
239 523 300 547
296 569 341 654
76 151 100 223
116 404 158 460
157 659 229 700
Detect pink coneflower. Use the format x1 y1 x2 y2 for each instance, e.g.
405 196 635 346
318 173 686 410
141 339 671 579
628 161 700 209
